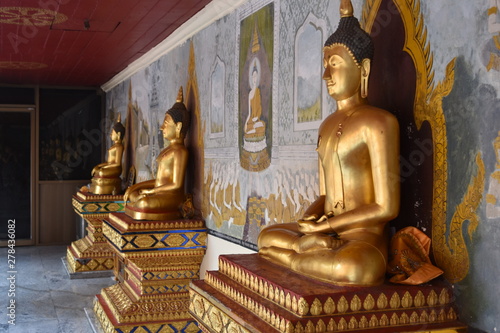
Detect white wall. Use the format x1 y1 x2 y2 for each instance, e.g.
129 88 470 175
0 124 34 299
199 235 256 278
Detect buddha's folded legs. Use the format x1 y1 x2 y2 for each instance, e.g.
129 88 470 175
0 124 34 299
257 223 301 250
258 223 341 253
128 191 185 212
94 167 121 179
260 238 386 286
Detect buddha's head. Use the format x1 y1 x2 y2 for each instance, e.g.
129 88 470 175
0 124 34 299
112 114 125 142
162 87 190 140
323 0 373 100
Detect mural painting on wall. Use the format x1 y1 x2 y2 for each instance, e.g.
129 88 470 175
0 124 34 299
210 57 225 139
205 159 317 247
123 82 150 184
483 0 500 71
484 2 500 219
294 13 327 131
486 132 500 218
204 161 246 230
205 1 327 247
238 1 274 172
119 62 166 186
147 70 164 178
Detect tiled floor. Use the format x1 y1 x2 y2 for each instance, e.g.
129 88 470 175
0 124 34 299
0 246 114 333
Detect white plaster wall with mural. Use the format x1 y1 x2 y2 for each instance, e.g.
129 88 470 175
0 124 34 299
102 0 500 331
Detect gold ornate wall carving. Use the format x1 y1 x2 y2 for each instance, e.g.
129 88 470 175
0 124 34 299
361 0 485 283
186 41 206 216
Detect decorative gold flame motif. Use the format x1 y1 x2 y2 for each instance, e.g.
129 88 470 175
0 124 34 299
361 0 485 283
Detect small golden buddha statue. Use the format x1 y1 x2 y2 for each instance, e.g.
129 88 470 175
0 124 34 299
89 115 125 195
258 0 400 286
124 87 191 221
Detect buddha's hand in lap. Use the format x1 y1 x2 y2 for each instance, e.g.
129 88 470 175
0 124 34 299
294 233 345 253
297 211 335 234
139 189 154 196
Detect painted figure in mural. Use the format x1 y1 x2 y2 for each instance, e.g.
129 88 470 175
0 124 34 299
485 0 500 71
240 20 272 172
124 87 191 220
486 131 500 218
258 0 400 286
89 115 125 194
244 58 266 138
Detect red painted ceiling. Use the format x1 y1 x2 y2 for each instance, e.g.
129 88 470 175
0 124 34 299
0 0 212 87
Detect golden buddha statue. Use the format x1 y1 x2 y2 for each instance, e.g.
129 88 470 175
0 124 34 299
89 115 125 194
257 0 400 286
124 87 191 221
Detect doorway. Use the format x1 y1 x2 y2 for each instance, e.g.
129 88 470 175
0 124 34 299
0 105 36 246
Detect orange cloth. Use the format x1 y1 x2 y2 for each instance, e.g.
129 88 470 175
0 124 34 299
387 226 444 285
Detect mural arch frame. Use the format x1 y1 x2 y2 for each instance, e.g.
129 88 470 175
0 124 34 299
209 56 226 139
293 12 328 131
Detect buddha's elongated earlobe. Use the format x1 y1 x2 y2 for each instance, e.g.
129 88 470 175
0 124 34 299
361 58 371 98
361 75 368 98
176 122 183 139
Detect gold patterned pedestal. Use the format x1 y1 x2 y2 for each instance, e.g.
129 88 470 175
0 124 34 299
189 254 467 333
66 191 125 277
94 212 207 333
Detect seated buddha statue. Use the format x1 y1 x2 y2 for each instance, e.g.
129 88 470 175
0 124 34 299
258 0 400 286
124 87 191 221
89 115 125 195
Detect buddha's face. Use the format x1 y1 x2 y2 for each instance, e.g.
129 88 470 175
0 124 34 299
110 129 119 142
160 114 179 140
322 44 361 101
251 70 258 88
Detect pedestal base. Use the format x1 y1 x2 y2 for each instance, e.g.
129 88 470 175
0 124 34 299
67 191 125 276
94 288 200 333
94 212 207 333
63 256 114 279
240 145 271 172
189 254 467 333
85 306 104 333
66 237 115 277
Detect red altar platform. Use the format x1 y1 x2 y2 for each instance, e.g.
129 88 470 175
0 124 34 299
190 254 467 333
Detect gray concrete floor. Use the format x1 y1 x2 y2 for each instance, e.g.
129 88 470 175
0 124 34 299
0 246 113 333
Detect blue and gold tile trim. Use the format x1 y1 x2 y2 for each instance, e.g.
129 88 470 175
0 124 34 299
104 223 207 253
72 191 125 217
